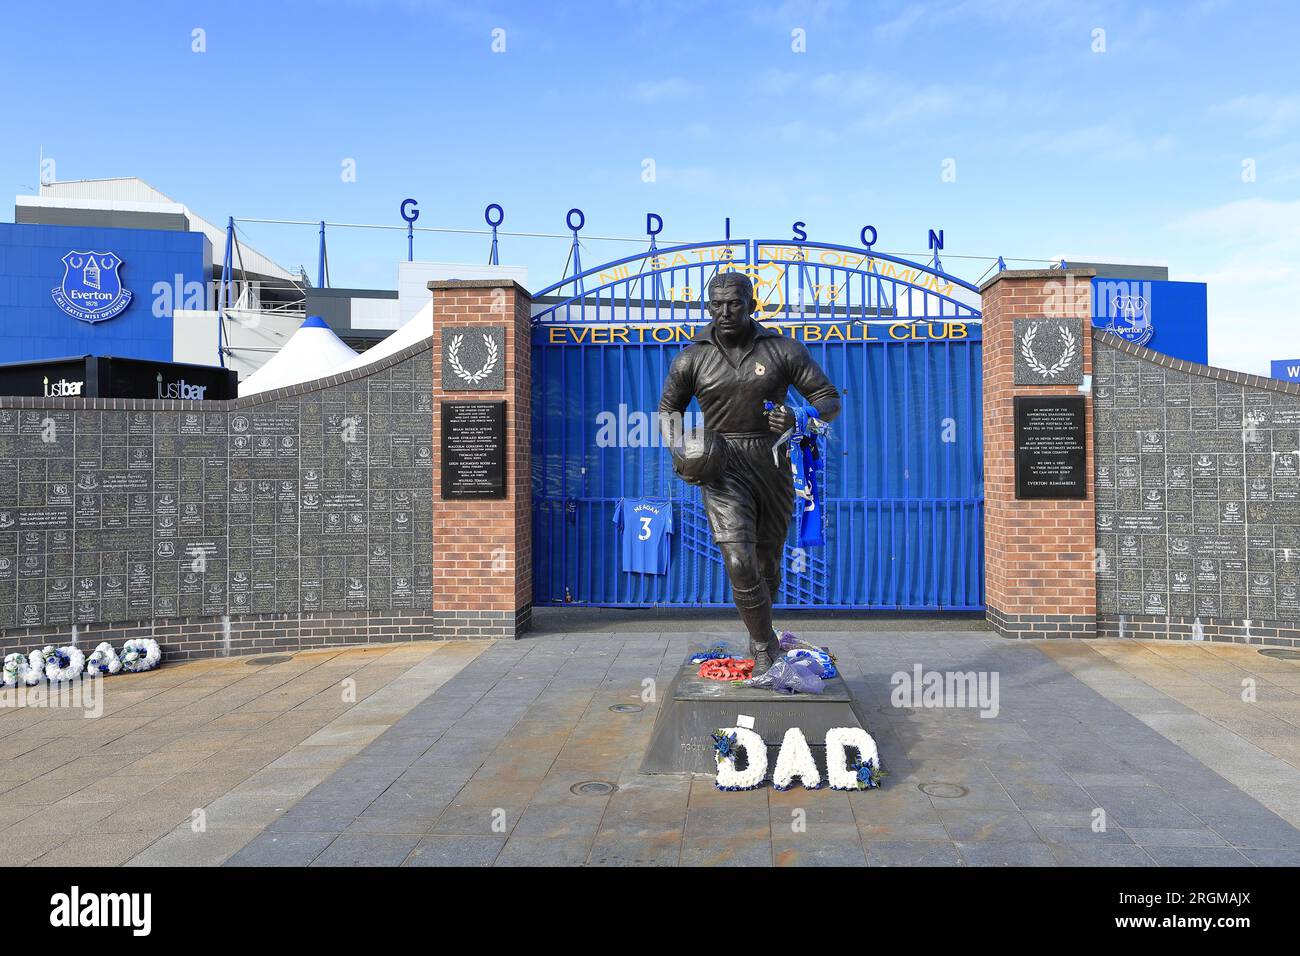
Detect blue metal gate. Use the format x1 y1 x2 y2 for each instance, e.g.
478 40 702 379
531 240 984 610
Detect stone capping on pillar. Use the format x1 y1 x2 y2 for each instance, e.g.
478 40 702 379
980 268 1098 640
428 278 534 640
979 268 1098 289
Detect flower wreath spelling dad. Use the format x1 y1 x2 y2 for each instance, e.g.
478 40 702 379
1 639 161 688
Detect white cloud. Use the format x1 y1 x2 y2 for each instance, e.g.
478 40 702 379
1169 198 1300 375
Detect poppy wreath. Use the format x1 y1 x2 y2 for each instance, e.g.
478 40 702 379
698 658 753 682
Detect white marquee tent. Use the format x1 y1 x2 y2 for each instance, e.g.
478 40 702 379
237 315 359 396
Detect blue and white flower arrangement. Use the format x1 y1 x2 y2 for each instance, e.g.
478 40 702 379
42 645 86 683
23 648 50 686
120 638 162 673
712 726 767 791
84 642 123 676
2 652 33 687
826 727 883 791
3 640 162 687
784 647 837 679
849 757 885 790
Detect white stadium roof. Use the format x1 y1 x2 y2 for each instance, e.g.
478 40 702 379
18 177 295 282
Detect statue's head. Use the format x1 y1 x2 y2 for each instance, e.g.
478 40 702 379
706 271 756 334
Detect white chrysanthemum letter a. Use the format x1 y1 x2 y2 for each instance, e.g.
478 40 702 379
772 727 821 790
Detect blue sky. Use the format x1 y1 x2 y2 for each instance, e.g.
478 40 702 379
2 0 1297 372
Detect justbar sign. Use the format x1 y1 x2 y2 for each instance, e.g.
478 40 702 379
155 373 206 400
43 376 84 397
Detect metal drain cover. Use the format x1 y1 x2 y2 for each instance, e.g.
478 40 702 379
919 782 968 799
1259 648 1300 661
609 704 643 714
570 780 617 796
245 655 293 666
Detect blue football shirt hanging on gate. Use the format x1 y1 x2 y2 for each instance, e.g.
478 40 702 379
766 402 830 548
613 498 674 574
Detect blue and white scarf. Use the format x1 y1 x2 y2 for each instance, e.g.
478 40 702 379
768 402 830 547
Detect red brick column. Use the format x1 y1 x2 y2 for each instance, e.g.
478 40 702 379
980 269 1097 639
428 279 532 639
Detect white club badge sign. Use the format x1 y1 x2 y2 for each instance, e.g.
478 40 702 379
442 326 505 391
1014 318 1082 385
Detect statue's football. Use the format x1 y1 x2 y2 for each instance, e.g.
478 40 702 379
671 427 728 486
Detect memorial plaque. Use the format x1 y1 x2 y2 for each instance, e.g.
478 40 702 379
441 401 507 499
1015 395 1087 499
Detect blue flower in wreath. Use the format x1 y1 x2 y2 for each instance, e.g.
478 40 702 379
850 757 884 790
711 730 738 761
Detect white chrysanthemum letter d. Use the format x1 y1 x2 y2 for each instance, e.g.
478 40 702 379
826 727 881 791
714 727 767 790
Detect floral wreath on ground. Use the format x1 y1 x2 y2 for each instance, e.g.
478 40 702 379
2 652 38 687
120 639 162 673
771 727 822 791
85 642 123 676
712 727 767 791
42 645 85 682
826 727 886 791
1 640 161 687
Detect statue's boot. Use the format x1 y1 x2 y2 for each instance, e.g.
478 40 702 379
750 631 780 674
733 581 779 674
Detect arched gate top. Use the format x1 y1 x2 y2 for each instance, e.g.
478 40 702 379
532 239 981 325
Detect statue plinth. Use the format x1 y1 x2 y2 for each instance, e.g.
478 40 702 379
640 650 873 775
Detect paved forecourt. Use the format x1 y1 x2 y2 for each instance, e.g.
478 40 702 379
3 623 1298 867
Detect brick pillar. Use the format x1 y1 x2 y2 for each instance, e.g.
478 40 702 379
428 279 532 639
980 269 1097 639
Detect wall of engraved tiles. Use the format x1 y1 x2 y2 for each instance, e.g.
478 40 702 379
1093 341 1300 624
0 348 434 630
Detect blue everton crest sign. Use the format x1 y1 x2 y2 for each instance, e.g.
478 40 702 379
51 251 133 323
1108 292 1153 346
1092 279 1154 347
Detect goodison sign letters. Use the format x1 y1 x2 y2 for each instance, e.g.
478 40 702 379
50 250 133 323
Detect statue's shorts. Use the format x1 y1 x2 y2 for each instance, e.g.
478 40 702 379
701 433 794 551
